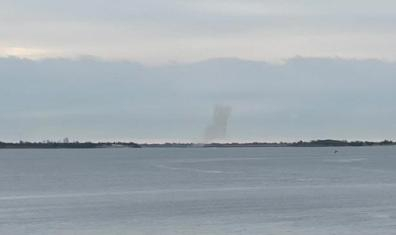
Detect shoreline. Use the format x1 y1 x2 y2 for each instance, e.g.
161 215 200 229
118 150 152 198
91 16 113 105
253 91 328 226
1 139 395 149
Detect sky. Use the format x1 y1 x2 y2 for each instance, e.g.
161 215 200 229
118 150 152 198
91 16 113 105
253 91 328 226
1 1 396 142
1 57 396 143
1 0 396 64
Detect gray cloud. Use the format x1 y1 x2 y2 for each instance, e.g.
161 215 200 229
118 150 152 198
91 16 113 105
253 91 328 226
1 57 396 142
1 1 395 143
1 1 396 63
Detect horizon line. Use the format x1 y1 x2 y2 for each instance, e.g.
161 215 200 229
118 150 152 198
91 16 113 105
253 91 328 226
2 139 395 145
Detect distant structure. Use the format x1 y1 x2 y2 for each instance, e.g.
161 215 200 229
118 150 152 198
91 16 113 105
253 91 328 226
204 105 232 143
63 137 69 144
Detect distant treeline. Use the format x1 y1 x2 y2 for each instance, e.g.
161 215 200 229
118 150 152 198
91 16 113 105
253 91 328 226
290 139 395 147
1 140 395 149
0 141 141 149
141 139 396 148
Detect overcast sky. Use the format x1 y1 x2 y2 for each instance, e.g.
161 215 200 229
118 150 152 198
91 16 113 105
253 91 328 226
1 0 396 64
1 1 396 142
1 57 396 142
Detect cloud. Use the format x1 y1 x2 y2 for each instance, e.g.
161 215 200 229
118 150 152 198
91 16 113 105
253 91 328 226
1 1 396 64
1 57 396 142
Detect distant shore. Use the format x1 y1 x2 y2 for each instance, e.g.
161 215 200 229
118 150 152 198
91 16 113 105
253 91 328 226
141 139 395 148
1 139 395 149
0 142 141 149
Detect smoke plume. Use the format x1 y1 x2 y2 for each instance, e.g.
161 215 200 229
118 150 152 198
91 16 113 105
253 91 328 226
204 105 232 143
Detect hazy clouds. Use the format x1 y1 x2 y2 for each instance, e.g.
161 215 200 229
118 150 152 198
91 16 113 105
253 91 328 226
1 57 395 142
1 0 396 64
1 1 396 142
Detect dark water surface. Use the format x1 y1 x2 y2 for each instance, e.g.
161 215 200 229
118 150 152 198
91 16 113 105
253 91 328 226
1 147 396 234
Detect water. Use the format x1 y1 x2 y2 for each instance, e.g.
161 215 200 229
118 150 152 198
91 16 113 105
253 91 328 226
1 147 396 234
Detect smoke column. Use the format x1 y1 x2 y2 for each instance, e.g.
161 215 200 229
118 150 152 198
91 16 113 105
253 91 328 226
204 105 232 143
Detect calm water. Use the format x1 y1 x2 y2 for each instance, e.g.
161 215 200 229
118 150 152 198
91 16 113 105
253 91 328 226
1 147 396 234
